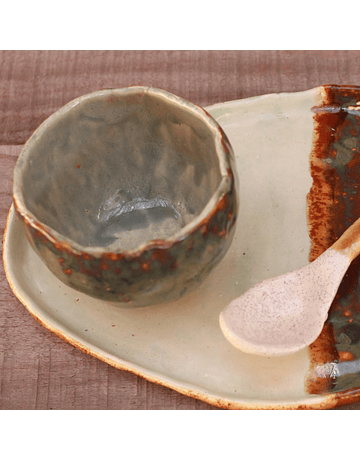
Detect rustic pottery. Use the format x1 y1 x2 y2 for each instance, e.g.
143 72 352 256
5 86 360 409
12 87 238 306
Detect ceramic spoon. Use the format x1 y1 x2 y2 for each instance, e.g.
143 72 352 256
219 217 360 357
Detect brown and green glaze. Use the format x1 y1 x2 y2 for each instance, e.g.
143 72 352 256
306 85 360 395
13 87 238 306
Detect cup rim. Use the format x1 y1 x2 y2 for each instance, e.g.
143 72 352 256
13 86 236 257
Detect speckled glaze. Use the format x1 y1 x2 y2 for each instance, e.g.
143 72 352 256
306 85 360 395
13 87 238 306
7 87 360 409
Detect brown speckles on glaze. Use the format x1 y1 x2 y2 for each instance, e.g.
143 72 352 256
201 225 209 237
338 351 355 362
103 252 121 261
101 261 109 271
150 248 173 265
306 85 360 400
141 261 151 272
105 95 120 104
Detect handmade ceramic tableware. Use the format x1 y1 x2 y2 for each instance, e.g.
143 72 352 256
6 86 360 409
12 87 238 306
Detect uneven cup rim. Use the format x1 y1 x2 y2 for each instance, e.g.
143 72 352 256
12 86 235 258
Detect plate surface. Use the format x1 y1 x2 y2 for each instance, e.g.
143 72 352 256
4 88 359 409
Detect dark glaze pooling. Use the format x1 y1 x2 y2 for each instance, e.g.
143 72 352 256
306 85 360 402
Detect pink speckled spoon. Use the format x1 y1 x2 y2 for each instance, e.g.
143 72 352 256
219 218 360 357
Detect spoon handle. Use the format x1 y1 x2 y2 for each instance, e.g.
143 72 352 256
332 216 360 261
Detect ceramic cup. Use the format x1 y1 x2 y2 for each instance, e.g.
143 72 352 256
13 87 238 306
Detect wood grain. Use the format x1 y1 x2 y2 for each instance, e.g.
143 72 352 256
2 50 360 409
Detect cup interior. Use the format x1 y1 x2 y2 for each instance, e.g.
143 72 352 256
19 89 222 250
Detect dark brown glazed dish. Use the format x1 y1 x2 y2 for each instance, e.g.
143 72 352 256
306 85 360 401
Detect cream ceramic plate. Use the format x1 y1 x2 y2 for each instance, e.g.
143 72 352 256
4 88 357 409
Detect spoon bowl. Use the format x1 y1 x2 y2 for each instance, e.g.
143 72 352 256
220 217 360 356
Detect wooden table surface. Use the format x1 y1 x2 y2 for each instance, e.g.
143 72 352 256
2 50 360 410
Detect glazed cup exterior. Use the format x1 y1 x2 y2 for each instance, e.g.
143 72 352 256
13 87 239 306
